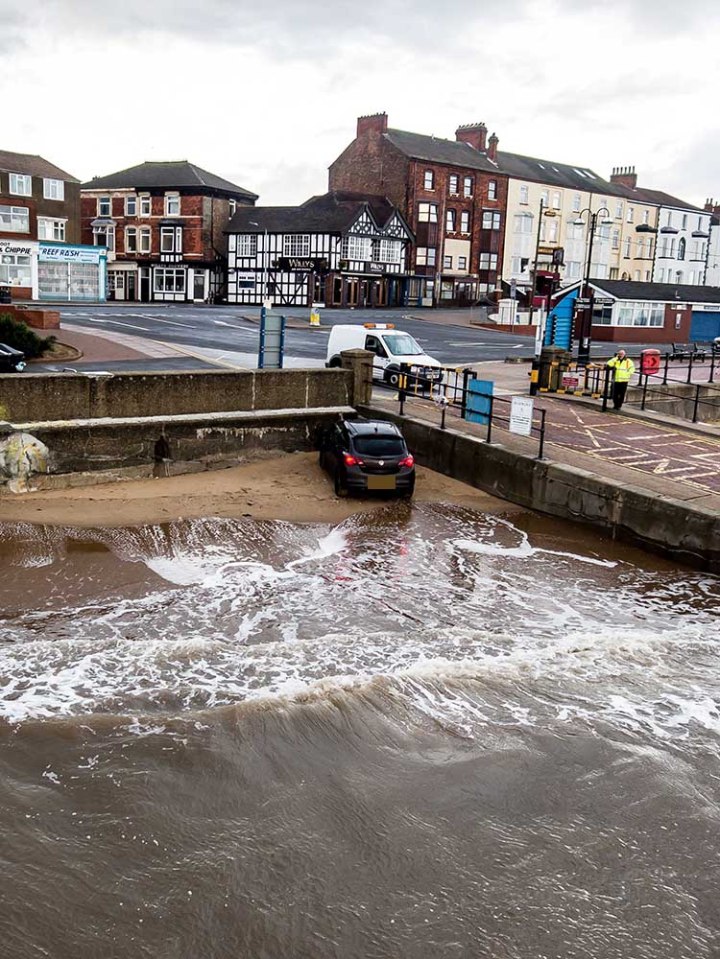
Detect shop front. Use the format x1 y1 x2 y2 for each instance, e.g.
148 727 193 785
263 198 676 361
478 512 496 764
0 238 37 301
37 242 107 302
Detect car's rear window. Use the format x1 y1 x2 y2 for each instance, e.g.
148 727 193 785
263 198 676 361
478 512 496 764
353 435 406 456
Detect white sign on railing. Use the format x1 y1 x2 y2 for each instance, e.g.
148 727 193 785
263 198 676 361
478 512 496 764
509 396 534 436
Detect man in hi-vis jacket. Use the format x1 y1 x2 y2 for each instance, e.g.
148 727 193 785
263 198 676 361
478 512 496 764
606 350 636 410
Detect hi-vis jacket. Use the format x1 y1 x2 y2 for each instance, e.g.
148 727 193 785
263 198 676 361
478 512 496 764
607 356 635 382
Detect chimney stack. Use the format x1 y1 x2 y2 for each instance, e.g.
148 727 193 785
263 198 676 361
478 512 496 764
487 132 499 162
455 122 487 152
356 113 388 139
610 165 638 190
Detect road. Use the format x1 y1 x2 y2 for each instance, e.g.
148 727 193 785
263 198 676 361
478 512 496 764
36 303 677 373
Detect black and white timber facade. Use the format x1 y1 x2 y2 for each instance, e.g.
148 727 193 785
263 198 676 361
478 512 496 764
226 192 413 308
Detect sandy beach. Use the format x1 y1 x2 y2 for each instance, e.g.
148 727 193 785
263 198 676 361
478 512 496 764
0 451 516 527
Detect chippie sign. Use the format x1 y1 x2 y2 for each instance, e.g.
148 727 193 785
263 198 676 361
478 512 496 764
39 244 104 264
0 239 37 257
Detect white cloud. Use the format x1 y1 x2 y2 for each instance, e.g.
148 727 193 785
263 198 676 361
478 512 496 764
2 0 719 206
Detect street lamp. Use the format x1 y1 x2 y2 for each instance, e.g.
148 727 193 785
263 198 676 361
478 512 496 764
573 206 612 365
527 198 559 355
249 220 269 308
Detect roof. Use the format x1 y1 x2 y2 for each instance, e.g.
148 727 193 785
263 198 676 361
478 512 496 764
227 191 411 235
622 187 703 212
496 150 623 195
0 149 79 182
347 419 402 437
564 279 720 304
81 161 258 199
384 128 500 173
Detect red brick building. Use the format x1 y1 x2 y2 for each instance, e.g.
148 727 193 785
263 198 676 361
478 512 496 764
81 161 257 302
329 114 508 306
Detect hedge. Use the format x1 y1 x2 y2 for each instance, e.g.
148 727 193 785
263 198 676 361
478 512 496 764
0 314 55 358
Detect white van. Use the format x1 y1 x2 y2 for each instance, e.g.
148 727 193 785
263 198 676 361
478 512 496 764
325 324 443 387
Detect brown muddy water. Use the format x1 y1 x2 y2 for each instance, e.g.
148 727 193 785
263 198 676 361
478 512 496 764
0 503 719 959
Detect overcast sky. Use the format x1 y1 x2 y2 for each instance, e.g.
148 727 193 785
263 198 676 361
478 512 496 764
3 0 719 208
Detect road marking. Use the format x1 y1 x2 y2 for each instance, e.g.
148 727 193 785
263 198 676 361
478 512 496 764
123 313 198 329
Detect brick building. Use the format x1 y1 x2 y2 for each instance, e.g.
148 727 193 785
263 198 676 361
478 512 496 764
81 161 257 302
329 114 508 306
0 150 107 302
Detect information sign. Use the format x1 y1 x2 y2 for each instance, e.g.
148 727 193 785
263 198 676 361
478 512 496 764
509 396 534 436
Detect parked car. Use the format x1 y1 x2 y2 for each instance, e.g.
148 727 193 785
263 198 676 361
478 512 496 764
319 418 415 498
325 323 443 388
0 343 26 373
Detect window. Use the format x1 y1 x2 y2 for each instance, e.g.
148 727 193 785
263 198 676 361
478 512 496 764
488 180 497 200
165 193 180 216
615 202 623 219
139 227 151 253
424 170 434 190
139 195 151 216
519 185 529 205
126 227 138 252
160 226 182 253
0 253 32 286
611 229 620 250
626 207 634 223
38 217 66 241
642 209 650 225
681 214 688 230
98 196 111 216
552 191 561 209
43 178 64 201
514 213 533 234
443 255 452 269
616 302 664 327
449 175 459 195
592 302 613 326
229 199 237 217
340 235 371 260
540 190 549 206
463 177 473 197
0 205 30 232
482 211 500 230
9 173 31 196
458 256 467 270
446 209 456 232
572 194 581 212
93 224 114 251
678 237 686 260
541 217 558 243
479 253 498 270
418 202 438 223
416 247 436 266
125 196 137 216
378 239 402 263
566 261 582 279
237 234 258 257
283 234 311 256
623 237 632 257
154 267 186 293
460 211 470 233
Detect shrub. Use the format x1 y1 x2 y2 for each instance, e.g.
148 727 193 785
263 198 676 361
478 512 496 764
0 314 56 358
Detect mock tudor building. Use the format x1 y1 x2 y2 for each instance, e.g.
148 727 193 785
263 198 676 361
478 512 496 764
81 161 257 302
329 114 508 306
226 191 413 308
0 149 106 302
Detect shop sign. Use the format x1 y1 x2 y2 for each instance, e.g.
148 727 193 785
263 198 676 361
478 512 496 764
275 257 328 271
366 262 384 273
236 272 256 282
0 239 37 256
39 244 103 264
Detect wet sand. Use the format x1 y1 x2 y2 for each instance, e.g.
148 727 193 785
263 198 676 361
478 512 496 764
0 451 516 527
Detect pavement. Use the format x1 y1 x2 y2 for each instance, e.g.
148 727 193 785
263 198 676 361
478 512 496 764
21 313 720 517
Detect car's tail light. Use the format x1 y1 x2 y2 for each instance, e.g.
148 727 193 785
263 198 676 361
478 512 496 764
343 452 363 466
399 455 414 468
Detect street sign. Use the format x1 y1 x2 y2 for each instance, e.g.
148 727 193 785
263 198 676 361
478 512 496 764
258 308 286 369
509 396 534 436
575 298 591 308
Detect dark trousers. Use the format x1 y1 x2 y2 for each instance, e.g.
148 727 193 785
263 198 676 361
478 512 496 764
612 380 628 410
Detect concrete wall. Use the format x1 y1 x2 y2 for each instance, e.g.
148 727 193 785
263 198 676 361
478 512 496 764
0 368 352 424
360 406 720 572
631 383 720 423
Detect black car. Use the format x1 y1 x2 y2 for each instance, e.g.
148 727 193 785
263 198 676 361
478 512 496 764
0 343 26 373
319 419 415 498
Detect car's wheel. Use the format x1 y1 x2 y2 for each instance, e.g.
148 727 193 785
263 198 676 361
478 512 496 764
385 368 400 387
401 479 415 500
327 356 342 368
334 470 348 498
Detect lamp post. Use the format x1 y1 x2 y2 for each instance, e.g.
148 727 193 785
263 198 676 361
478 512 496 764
249 220 269 309
527 199 558 356
573 206 612 365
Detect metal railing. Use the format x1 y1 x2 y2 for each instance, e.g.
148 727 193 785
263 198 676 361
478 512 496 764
393 363 548 459
639 372 720 423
